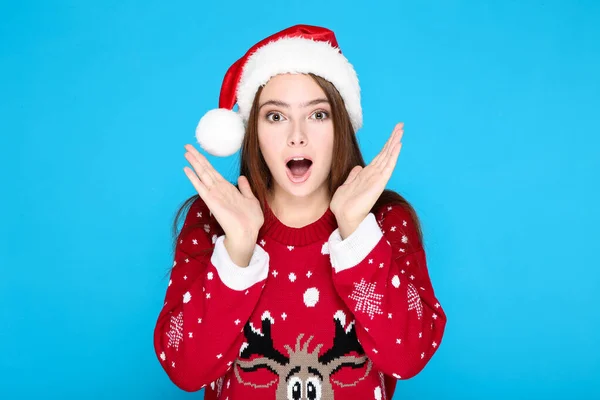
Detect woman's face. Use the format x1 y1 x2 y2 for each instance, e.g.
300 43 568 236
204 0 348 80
257 73 334 200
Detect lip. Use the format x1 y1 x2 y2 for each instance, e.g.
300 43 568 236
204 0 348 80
284 155 313 164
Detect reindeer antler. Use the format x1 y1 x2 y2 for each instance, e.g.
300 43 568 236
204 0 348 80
319 310 365 364
234 311 289 388
318 310 373 386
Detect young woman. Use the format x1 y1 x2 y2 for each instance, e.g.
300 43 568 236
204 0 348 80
154 25 446 400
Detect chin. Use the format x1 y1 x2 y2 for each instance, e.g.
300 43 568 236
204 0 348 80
279 171 326 198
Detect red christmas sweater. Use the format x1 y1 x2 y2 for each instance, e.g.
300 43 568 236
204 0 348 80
154 197 446 400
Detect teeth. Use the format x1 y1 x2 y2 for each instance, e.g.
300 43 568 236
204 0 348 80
292 157 305 161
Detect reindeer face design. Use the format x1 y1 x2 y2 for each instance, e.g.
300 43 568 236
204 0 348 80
234 310 373 399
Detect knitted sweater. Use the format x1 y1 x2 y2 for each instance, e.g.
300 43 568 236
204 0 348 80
154 197 446 400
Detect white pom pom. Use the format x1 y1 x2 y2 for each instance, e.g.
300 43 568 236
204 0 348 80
195 108 245 157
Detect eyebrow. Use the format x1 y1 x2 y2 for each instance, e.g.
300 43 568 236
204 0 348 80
258 98 329 110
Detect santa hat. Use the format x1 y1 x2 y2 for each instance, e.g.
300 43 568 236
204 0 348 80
195 24 362 157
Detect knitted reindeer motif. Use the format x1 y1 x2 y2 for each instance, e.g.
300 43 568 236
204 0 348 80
234 310 373 399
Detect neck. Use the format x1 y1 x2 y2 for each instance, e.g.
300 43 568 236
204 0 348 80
267 185 331 229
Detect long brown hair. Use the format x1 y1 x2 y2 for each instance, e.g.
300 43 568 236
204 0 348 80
171 73 423 254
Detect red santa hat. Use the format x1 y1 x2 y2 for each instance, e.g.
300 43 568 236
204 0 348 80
195 24 362 157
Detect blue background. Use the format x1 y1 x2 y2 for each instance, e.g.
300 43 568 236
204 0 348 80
2 0 599 398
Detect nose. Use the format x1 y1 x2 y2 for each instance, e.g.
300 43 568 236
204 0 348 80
288 120 307 147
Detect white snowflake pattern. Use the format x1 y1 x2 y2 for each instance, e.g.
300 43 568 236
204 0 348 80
289 273 296 282
207 272 213 280
167 312 184 350
348 279 384 320
287 245 294 251
391 275 400 288
204 224 210 233
407 284 423 319
306 271 312 278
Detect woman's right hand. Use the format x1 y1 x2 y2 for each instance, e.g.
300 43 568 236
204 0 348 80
183 144 264 243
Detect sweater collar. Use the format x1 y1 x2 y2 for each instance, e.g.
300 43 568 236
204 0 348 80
259 201 338 246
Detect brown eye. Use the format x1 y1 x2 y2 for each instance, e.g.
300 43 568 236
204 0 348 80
266 112 285 122
311 111 329 120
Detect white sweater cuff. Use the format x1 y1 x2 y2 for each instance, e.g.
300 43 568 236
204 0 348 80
328 213 383 273
210 235 269 291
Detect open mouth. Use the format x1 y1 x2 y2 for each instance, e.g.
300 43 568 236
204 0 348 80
286 158 313 183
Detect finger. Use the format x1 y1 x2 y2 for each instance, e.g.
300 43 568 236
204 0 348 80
382 123 404 160
185 151 215 188
237 175 255 199
376 123 404 169
372 123 403 167
344 165 363 185
184 144 222 183
185 145 219 183
383 141 403 176
184 166 208 198
370 135 391 167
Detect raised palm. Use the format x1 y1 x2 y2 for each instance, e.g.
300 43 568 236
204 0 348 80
330 123 404 224
183 144 264 240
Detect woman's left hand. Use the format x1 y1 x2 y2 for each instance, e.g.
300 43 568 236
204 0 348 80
330 122 404 228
